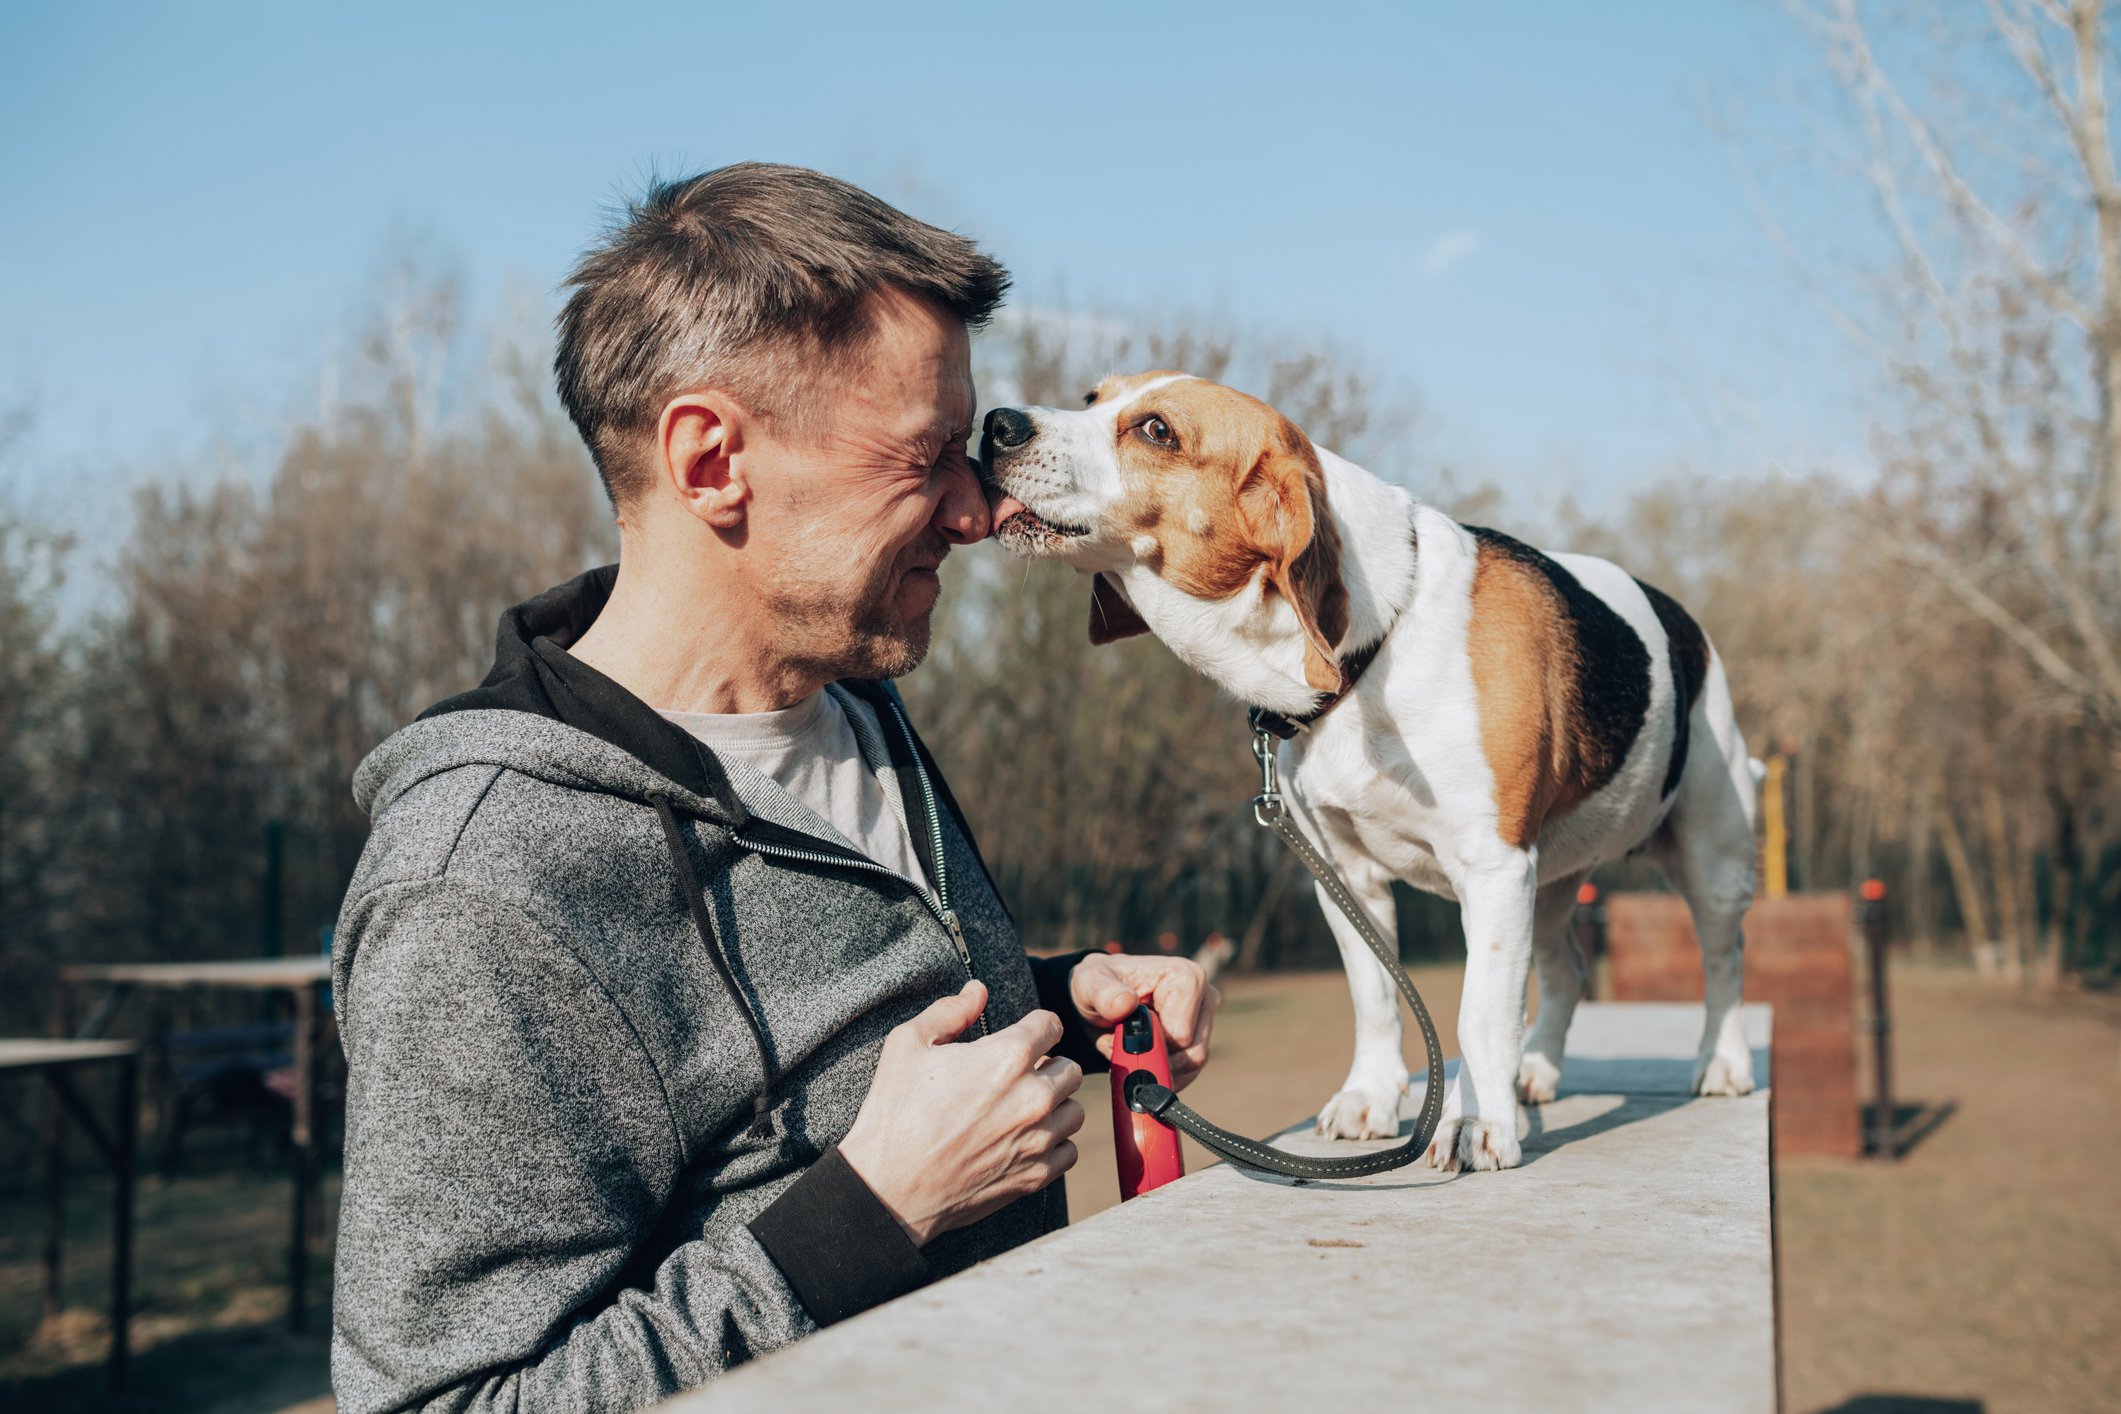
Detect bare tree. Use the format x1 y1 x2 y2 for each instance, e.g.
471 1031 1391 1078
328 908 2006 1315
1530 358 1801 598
0 409 85 1021
1766 0 2121 742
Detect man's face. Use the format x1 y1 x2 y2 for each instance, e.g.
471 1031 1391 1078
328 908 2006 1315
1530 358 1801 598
743 286 988 681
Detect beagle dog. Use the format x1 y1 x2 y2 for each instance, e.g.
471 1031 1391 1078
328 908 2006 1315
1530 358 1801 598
982 372 1759 1171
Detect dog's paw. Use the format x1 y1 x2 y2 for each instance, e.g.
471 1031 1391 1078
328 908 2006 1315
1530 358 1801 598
1315 1085 1403 1140
1421 1114 1522 1171
1692 1048 1755 1097
1421 1117 1463 1171
1455 1115 1522 1171
1517 1050 1563 1105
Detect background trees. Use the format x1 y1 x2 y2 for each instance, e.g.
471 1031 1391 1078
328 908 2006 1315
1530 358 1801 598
3 7 2116 1042
0 275 614 1035
1742 0 2121 980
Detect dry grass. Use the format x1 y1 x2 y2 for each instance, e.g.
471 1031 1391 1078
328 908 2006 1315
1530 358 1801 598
2 961 2113 1413
0 1168 338 1413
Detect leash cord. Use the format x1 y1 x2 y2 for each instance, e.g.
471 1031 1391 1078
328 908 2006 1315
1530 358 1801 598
1125 725 1446 1180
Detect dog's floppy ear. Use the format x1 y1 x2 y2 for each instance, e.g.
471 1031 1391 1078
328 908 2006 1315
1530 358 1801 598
1240 421 1350 692
1088 571 1151 645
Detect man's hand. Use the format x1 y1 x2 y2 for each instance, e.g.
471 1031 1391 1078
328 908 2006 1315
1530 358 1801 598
1068 953 1220 1090
839 981 1083 1247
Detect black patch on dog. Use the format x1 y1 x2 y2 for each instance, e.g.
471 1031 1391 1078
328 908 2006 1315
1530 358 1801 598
1467 526 1650 798
1635 578 1708 798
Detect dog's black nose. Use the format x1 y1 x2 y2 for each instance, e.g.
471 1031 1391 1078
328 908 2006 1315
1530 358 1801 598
983 406 1037 455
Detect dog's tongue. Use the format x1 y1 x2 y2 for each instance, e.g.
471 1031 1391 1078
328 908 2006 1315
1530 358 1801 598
989 491 1029 525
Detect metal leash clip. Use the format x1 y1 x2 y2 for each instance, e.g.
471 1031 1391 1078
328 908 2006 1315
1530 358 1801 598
1251 726 1284 826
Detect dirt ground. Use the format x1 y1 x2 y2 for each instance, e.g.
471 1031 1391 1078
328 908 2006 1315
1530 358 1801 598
3 960 2114 1413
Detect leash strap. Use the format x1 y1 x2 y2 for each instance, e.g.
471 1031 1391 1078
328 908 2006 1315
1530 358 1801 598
1124 724 1446 1180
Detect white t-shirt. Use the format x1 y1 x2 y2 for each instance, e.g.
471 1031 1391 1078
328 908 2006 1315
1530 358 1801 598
659 687 929 885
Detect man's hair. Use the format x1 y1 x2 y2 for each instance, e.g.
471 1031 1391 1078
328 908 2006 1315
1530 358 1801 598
555 162 1010 508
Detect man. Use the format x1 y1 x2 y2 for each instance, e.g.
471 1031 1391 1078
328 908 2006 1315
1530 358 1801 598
329 163 1219 1412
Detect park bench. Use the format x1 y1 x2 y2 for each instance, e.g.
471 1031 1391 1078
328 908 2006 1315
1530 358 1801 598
662 1001 1778 1413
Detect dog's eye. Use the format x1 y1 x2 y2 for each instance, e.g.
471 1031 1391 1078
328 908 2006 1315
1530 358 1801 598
1140 416 1175 447
1082 390 1098 407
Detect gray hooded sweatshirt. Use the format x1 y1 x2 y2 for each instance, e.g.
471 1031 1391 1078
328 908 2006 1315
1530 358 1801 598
330 567 1101 1413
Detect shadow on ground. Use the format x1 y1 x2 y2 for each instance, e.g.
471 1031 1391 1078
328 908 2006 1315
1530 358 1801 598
1863 1100 1958 1158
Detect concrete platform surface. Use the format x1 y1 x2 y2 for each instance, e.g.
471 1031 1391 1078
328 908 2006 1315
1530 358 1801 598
664 1002 1776 1414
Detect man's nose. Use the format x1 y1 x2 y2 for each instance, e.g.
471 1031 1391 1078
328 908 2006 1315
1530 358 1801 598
936 454 992 545
980 407 1037 462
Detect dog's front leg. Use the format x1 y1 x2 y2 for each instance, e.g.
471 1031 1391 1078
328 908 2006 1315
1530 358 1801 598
1426 851 1538 1172
1312 856 1410 1142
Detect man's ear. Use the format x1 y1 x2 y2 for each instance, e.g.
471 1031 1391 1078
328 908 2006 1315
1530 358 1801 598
1240 425 1350 692
1088 572 1151 645
659 391 748 530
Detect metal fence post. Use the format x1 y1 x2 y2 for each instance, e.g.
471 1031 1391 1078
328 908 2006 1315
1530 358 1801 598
111 1052 136 1389
1859 880 1895 1160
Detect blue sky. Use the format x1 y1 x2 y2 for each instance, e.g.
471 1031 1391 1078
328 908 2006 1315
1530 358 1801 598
2 1 1873 541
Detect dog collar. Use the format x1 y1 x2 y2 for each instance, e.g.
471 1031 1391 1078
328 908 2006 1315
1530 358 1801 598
1246 635 1387 741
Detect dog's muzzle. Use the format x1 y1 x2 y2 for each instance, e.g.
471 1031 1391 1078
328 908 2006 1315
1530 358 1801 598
981 406 1037 463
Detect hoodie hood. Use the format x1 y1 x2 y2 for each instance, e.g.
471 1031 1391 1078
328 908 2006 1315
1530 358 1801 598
351 708 737 823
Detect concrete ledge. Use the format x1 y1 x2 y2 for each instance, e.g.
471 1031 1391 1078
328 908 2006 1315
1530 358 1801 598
669 1002 1776 1414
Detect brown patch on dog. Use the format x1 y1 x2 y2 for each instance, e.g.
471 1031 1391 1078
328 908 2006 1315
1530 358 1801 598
1467 528 1651 848
1092 376 1351 689
1468 548 1570 848
1088 572 1150 644
1249 432 1351 691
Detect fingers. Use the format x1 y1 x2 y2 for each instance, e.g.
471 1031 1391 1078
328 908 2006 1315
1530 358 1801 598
1033 1054 1083 1100
1038 1096 1086 1144
1149 965 1208 1048
1069 955 1143 1028
1070 955 1220 1085
1167 984 1219 1086
904 979 987 1045
988 1006 1065 1065
1075 955 1214 1048
1037 1139 1079 1183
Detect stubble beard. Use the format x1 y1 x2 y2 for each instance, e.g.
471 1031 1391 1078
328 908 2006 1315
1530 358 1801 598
763 540 944 684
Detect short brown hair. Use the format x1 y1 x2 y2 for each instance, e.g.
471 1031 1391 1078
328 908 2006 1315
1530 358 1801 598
555 162 1010 507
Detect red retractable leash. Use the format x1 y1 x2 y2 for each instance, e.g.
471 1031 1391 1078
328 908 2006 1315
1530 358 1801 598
1109 1004 1186 1199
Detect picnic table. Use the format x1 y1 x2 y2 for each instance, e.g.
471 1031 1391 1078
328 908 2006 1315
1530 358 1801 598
6 1038 139 1388
54 956 334 1332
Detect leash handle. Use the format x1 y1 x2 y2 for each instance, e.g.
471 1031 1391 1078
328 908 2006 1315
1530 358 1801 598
1109 1005 1186 1199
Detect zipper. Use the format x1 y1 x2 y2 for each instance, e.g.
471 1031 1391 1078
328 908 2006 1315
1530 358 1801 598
730 695 983 1035
882 696 954 929
736 831 949 929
